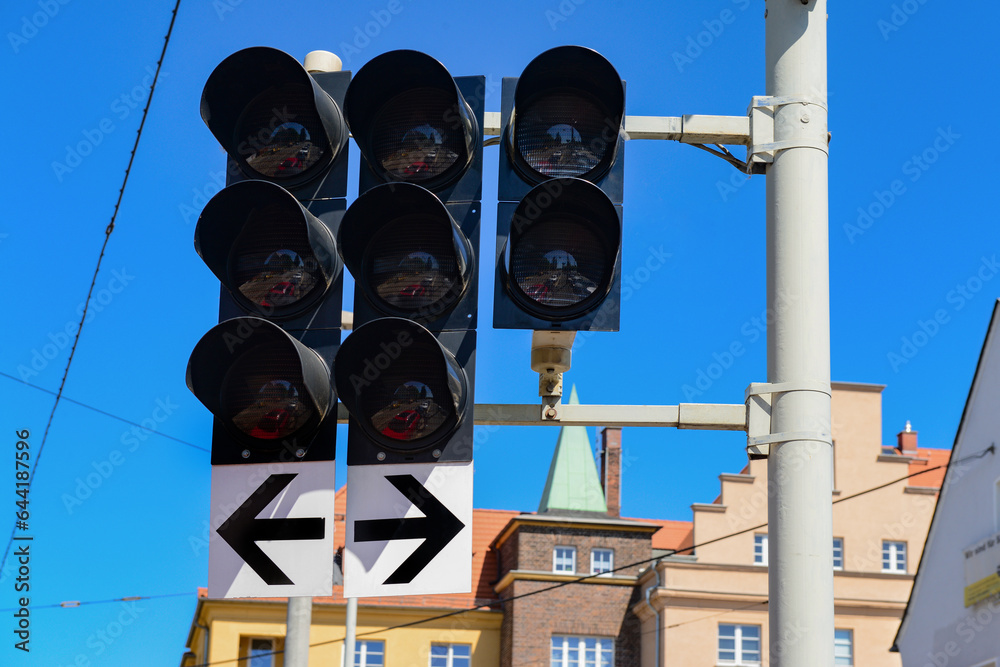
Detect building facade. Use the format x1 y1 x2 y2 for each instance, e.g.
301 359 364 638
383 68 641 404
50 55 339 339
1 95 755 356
894 302 1000 667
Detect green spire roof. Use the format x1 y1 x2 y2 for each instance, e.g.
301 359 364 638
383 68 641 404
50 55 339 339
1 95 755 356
538 386 607 513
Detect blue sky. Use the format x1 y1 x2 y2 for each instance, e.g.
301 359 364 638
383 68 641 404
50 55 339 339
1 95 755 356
1 0 996 664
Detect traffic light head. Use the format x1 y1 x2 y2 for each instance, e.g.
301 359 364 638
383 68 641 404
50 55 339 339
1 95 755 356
335 318 474 465
499 45 625 203
200 46 350 199
187 318 336 464
339 182 478 331
495 177 621 330
194 180 344 341
344 49 483 202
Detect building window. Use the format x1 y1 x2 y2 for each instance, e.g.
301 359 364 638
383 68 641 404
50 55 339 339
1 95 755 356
834 629 853 666
718 624 761 665
553 546 576 573
430 643 470 667
833 538 844 570
248 638 275 667
882 541 907 573
754 534 768 566
591 548 614 575
551 635 613 667
353 639 385 666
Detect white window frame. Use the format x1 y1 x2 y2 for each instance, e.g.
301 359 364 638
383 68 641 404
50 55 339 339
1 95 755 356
833 537 844 571
352 639 385 667
430 642 471 667
834 628 853 666
550 635 614 667
882 540 907 573
718 623 761 666
553 546 576 573
591 548 614 575
754 533 768 566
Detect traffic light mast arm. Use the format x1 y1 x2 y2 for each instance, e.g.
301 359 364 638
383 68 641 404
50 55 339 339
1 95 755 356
334 401 746 429
482 111 750 145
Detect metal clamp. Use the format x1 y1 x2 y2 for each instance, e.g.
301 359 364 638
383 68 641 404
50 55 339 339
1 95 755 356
746 95 830 173
744 381 833 459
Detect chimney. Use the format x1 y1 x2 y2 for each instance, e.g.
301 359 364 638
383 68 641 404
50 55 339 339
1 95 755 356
897 420 918 454
600 427 622 517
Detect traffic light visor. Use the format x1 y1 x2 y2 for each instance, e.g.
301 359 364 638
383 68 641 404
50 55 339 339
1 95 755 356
201 47 347 185
345 50 478 189
335 319 468 451
510 46 624 184
186 318 333 452
339 183 473 321
503 178 620 320
195 180 340 319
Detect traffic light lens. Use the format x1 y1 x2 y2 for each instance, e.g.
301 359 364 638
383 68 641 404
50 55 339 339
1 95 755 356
516 93 608 178
237 84 328 179
367 216 463 315
222 345 314 443
367 377 449 444
371 88 463 183
510 218 607 310
230 204 324 312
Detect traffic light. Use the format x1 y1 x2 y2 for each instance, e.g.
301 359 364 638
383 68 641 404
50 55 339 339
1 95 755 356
335 50 482 466
187 46 349 465
495 46 625 331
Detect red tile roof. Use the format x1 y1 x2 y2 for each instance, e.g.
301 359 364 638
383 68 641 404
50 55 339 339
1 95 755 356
907 448 950 489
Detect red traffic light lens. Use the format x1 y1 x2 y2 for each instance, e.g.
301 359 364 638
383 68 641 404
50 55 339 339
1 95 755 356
236 83 328 180
369 88 464 183
221 344 316 444
368 380 448 443
509 217 608 310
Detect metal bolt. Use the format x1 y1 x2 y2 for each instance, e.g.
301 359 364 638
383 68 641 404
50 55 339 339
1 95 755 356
546 382 556 393
801 113 810 123
241 449 250 459
432 449 442 458
545 407 557 419
377 451 386 461
295 448 306 458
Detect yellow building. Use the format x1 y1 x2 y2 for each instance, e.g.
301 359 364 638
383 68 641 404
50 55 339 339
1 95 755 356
635 382 948 667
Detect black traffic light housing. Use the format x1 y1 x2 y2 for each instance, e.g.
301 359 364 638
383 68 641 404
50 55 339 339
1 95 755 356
335 319 475 466
189 47 349 465
495 46 625 332
201 46 351 201
344 49 484 204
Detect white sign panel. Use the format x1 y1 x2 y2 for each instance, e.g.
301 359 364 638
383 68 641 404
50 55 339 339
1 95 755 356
345 461 473 598
209 460 336 599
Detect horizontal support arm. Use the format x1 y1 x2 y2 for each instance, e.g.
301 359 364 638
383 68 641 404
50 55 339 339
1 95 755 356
482 112 750 145
336 403 746 430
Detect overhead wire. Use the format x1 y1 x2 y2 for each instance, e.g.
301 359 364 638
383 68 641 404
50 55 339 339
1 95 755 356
0 0 183 579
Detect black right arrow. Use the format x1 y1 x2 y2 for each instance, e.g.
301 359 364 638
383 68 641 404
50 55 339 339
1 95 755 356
354 474 465 585
217 473 326 586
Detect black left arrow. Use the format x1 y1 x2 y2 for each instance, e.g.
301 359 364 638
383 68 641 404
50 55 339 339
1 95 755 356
217 473 326 586
354 474 465 585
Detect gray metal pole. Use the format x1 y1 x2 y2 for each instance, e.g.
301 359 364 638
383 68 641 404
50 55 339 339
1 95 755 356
765 2 833 667
345 597 358 666
285 596 312 667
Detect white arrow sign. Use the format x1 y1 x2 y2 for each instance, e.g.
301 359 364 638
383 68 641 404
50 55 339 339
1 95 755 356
345 461 473 598
209 460 335 598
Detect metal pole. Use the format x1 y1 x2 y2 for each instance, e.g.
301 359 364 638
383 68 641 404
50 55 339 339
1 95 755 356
765 2 833 667
345 597 358 666
285 596 312 667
